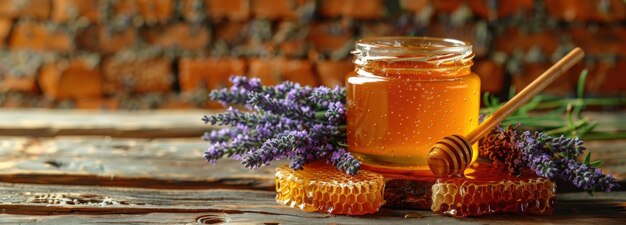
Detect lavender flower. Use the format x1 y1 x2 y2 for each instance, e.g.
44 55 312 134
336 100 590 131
229 76 262 91
247 93 314 120
202 127 244 143
208 87 250 105
326 101 346 123
202 76 359 174
241 130 308 169
310 86 346 108
482 127 619 192
202 107 282 127
329 148 361 175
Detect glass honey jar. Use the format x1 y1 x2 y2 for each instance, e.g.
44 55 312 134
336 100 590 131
346 37 480 174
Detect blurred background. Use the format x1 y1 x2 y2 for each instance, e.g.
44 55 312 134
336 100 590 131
0 0 624 110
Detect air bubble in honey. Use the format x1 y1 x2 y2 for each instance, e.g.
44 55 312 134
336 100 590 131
275 162 385 215
431 162 556 217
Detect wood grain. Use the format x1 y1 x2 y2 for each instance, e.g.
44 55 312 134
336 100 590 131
0 137 275 190
0 109 219 138
0 182 624 225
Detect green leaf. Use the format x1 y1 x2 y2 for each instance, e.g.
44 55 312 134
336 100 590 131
577 69 588 99
483 92 491 107
508 86 516 99
577 121 598 138
589 160 603 167
337 142 349 147
574 69 588 119
583 151 591 165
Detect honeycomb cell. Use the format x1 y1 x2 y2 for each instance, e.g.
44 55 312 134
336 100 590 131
275 162 385 215
432 162 556 217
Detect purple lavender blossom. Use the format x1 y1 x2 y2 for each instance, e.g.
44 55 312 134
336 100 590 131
229 76 262 91
247 93 314 121
241 130 308 169
329 148 361 175
326 101 346 123
482 125 619 192
309 86 346 108
202 126 247 143
202 76 359 175
202 107 282 127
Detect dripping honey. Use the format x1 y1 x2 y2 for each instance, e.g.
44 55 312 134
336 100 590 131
346 37 480 173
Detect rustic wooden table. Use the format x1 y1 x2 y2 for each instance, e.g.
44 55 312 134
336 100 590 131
0 109 624 224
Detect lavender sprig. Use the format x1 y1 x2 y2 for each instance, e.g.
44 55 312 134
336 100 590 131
248 93 314 121
202 107 282 127
202 76 360 175
481 125 619 192
202 126 246 143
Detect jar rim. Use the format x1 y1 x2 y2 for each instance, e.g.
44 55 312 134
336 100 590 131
352 36 474 65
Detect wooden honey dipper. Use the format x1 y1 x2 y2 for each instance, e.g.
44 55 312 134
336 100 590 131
427 47 585 178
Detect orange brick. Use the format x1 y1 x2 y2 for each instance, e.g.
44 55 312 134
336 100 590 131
76 26 137 54
52 0 99 22
214 22 247 44
316 59 352 87
427 22 490 57
279 39 309 58
360 22 395 37
494 28 559 55
0 18 10 47
137 0 173 24
178 57 246 92
307 22 353 54
248 59 281 85
585 60 626 94
431 0 464 13
251 0 310 20
467 0 532 19
0 75 38 93
513 62 582 96
9 21 73 52
474 59 504 94
545 0 626 22
102 57 172 94
111 0 137 17
0 0 50 19
205 0 249 21
400 0 430 12
144 23 210 50
319 0 383 19
568 27 625 57
249 58 317 86
39 59 102 100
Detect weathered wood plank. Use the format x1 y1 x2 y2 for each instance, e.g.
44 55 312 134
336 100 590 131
0 109 218 138
0 183 624 224
0 137 275 190
0 136 624 196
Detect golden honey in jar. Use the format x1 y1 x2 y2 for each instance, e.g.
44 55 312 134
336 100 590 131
346 37 480 173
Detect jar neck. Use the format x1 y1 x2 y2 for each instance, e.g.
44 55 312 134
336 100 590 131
354 59 474 79
352 37 474 78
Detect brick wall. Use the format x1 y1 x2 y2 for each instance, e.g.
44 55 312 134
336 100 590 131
0 0 625 109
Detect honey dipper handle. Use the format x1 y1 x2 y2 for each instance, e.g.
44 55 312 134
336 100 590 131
466 47 585 144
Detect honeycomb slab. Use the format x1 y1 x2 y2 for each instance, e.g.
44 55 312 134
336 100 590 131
275 162 385 215
432 162 556 217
